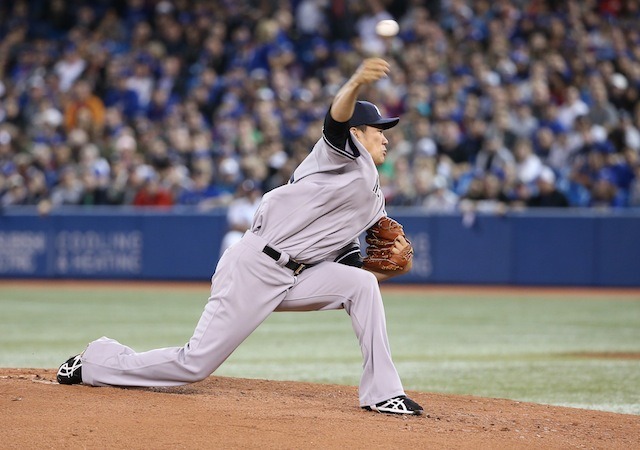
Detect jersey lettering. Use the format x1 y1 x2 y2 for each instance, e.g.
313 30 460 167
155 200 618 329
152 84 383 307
372 176 381 198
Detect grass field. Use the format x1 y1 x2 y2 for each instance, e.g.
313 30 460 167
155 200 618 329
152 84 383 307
1 282 639 415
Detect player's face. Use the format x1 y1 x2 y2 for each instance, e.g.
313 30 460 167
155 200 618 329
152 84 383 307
353 126 389 166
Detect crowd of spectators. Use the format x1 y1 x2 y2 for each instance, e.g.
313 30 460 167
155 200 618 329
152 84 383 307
2 0 640 218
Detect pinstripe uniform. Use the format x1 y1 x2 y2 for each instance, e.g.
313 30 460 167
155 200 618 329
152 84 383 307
80 108 407 408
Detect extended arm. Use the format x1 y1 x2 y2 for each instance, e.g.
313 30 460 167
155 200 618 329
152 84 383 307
329 58 390 123
321 58 391 159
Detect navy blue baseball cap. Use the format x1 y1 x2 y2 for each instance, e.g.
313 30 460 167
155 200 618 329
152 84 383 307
348 101 399 130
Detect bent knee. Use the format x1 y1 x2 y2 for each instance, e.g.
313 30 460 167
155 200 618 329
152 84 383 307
345 266 378 285
180 364 213 382
345 268 381 300
180 351 217 382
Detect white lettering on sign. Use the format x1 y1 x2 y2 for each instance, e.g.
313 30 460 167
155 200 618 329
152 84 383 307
55 231 143 275
406 232 432 277
0 232 47 273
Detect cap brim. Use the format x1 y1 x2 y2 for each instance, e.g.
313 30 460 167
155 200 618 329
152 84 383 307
368 117 399 130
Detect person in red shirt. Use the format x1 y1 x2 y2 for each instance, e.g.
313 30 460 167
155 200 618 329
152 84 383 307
133 174 173 207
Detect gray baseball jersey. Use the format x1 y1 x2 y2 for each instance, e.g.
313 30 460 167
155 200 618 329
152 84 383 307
80 110 406 407
252 120 386 263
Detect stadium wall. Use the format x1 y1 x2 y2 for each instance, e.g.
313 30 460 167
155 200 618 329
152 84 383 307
1 208 638 287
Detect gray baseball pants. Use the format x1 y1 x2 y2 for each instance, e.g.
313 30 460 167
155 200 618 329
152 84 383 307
81 231 405 406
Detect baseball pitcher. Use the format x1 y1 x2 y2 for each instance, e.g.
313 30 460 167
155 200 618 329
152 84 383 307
57 58 423 415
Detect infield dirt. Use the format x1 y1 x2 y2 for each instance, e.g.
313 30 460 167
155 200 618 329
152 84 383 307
2 281 639 448
1 368 638 449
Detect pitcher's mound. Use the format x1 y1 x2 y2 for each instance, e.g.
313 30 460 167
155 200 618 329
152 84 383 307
2 368 638 449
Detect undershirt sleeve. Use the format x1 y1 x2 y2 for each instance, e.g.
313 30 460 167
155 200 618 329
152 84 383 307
334 240 364 268
322 107 360 159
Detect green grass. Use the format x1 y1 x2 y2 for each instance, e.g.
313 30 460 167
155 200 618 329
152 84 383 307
1 284 639 415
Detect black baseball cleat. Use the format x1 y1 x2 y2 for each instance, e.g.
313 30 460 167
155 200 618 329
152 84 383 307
363 395 424 415
56 354 83 385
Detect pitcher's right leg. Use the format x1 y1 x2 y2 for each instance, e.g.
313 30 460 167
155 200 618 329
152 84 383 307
79 237 294 387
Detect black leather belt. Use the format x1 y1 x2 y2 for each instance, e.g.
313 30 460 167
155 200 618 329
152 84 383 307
262 245 312 275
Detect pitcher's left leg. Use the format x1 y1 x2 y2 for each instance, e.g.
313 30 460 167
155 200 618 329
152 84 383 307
277 262 404 407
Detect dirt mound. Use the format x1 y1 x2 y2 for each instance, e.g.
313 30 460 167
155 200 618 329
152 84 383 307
2 368 638 449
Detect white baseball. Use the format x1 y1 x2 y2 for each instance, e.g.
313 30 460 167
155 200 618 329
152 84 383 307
375 19 399 37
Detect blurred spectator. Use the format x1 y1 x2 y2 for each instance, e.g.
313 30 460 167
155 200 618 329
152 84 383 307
509 101 539 139
126 55 155 110
422 175 459 213
474 131 514 176
526 167 569 208
459 172 509 215
533 126 557 163
0 0 638 214
458 117 487 164
50 165 83 206
546 131 577 175
1 174 27 206
63 79 106 137
557 86 589 130
54 43 86 93
78 169 109 205
587 77 620 131
513 137 543 185
589 174 625 209
628 164 640 207
219 180 263 256
103 71 142 121
24 169 49 205
132 171 173 208
178 168 219 207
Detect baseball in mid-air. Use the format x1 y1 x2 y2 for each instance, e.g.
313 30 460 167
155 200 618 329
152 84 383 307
375 19 400 37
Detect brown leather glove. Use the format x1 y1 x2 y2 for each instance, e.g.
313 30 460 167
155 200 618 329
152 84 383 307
363 216 413 272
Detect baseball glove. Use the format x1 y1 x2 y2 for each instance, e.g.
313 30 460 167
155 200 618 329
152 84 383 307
363 216 413 272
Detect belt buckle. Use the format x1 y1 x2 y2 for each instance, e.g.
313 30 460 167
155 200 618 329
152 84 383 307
293 263 306 276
